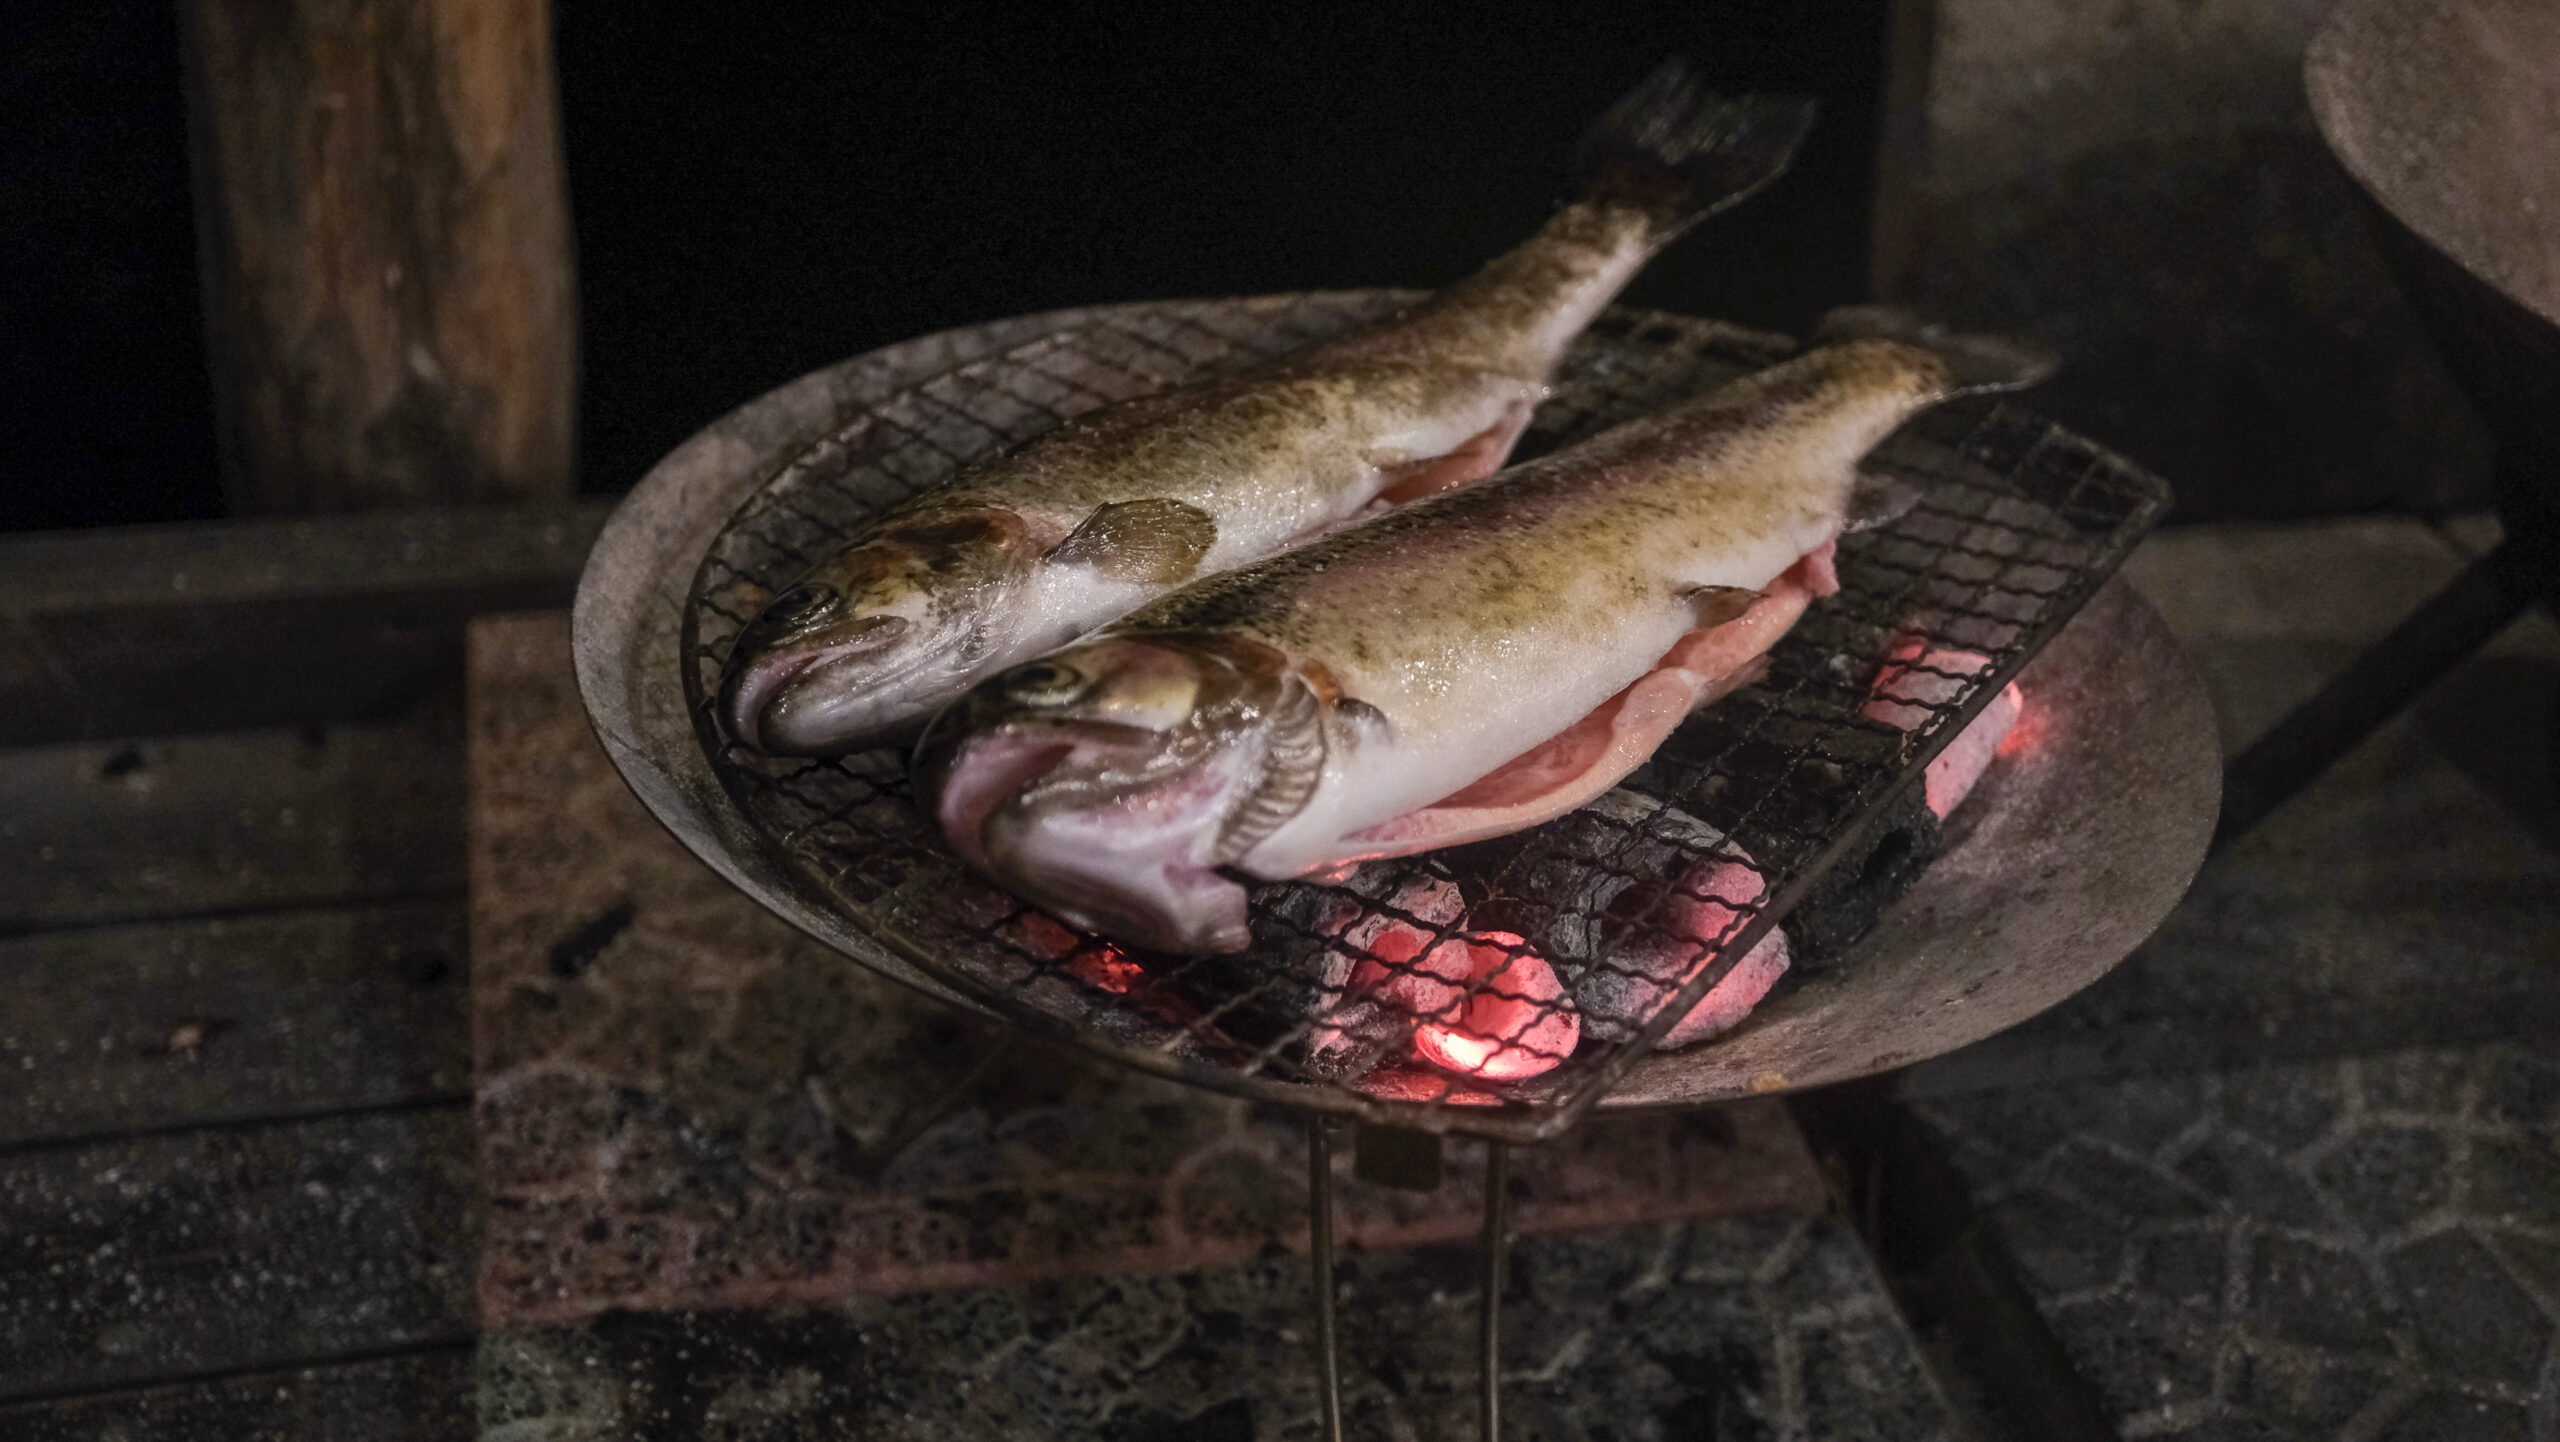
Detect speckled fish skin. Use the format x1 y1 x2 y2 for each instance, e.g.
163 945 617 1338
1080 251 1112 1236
719 63 1818 757
1151 339 1952 845
915 313 2055 953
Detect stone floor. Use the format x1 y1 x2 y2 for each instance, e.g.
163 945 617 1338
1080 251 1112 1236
1901 515 2560 1441
479 1216 1953 1442
1918 1044 2560 1440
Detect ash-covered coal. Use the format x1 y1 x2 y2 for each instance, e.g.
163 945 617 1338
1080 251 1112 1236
1441 790 1790 1048
1778 776 1942 969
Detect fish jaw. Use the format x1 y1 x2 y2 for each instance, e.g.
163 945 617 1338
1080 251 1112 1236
723 615 930 753
719 507 1043 755
913 635 1327 954
921 718 1257 953
983 745 1257 953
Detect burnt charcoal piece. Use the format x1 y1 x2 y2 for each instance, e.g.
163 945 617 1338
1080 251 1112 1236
1440 791 1783 1046
1641 696 1917 876
1781 778 1942 969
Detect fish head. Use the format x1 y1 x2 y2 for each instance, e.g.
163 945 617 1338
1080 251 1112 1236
719 507 1042 754
914 632 1326 954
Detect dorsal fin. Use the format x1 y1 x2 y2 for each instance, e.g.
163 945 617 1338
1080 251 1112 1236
1845 468 1921 533
1812 305 2058 396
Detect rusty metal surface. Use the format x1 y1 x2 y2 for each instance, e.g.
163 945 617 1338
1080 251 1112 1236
573 294 2210 1142
1601 575 2220 1107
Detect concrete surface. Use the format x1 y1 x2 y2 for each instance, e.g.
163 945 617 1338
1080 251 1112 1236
1879 0 2497 519
476 1215 1956 1442
1906 514 2560 1439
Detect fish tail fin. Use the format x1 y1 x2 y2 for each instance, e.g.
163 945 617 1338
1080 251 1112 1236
1812 304 2061 396
1575 58 1819 245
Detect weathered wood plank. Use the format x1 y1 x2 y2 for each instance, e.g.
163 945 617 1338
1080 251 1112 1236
0 902 470 1148
0 1350 471 1441
0 501 608 746
0 1109 475 1402
0 707 465 935
180 0 576 511
0 503 611 615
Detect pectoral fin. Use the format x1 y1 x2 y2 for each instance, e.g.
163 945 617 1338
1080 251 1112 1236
1049 498 1219 584
1681 585 1763 629
1845 468 1920 534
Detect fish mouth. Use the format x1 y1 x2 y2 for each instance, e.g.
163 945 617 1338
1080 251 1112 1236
986 810 1254 955
721 615 920 754
918 728 1083 875
916 716 1255 954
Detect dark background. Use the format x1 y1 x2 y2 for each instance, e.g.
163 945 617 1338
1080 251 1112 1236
0 0 1889 533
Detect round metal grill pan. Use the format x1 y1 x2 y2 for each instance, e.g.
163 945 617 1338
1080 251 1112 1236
575 292 2213 1143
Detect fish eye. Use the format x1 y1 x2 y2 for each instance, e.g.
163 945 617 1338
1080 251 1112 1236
761 584 838 630
1005 661 1086 706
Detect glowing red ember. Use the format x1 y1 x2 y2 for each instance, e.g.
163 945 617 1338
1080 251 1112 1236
1863 636 2026 817
1925 681 2022 815
1323 880 1581 1081
1064 945 1145 994
1654 857 1795 1048
1576 841 1792 1048
1005 910 1146 993
1007 910 1084 958
1406 932 1576 1079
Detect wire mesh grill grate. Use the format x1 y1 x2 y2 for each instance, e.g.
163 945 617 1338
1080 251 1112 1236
678 295 2170 1141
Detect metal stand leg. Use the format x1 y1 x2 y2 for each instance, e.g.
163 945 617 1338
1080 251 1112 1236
1478 1139 1510 1442
2216 539 2536 847
1309 1118 1345 1442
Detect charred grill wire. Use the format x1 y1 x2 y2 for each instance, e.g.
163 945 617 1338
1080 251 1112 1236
680 296 2167 1144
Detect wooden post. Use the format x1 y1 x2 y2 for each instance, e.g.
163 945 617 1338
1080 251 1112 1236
181 0 577 513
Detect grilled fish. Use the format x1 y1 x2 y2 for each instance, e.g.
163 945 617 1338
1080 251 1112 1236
915 308 2055 952
721 61 1817 754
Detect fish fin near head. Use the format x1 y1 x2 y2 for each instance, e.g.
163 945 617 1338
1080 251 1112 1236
1845 467 1923 534
1049 498 1219 584
1576 58 1818 244
1680 584 1764 629
1332 695 1391 743
1295 659 1394 749
1811 305 2060 397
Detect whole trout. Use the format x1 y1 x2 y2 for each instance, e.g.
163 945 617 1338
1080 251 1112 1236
916 308 2056 952
722 61 1816 754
